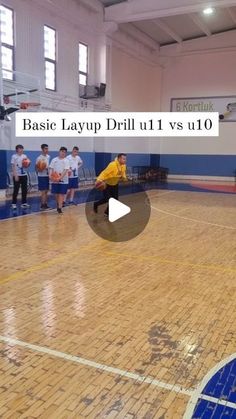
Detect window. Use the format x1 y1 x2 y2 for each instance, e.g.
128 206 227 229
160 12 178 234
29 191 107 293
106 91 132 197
79 42 88 86
0 5 14 80
44 25 56 90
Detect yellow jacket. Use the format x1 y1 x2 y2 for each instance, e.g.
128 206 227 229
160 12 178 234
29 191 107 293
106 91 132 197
97 158 127 186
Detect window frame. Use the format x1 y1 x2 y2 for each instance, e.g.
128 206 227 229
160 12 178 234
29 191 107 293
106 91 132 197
0 4 15 80
44 24 57 91
79 42 88 87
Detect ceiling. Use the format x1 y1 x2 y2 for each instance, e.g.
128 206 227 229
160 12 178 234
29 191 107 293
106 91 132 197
99 0 236 47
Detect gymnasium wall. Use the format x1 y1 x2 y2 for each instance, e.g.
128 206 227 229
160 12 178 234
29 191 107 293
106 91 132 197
0 0 103 187
156 48 236 177
111 46 161 112
1 0 236 188
93 44 162 161
0 0 163 191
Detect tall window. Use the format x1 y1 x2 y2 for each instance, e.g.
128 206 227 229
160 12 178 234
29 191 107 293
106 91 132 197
0 5 14 80
44 25 56 91
79 42 88 86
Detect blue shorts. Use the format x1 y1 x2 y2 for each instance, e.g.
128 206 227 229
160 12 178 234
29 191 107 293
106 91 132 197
51 183 68 194
38 176 49 191
68 177 79 189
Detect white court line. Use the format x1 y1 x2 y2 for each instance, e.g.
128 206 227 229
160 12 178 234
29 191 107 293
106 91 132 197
147 190 175 198
0 334 193 397
0 201 84 223
151 205 236 230
183 353 236 418
200 394 236 410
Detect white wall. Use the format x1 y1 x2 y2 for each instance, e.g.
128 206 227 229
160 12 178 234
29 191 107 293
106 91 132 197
154 49 236 155
0 0 105 152
111 45 161 112
1 0 163 155
97 44 162 153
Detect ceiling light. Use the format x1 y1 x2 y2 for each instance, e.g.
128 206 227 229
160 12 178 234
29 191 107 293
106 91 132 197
203 7 214 15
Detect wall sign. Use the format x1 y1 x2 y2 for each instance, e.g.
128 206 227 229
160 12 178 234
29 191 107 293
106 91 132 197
171 96 236 122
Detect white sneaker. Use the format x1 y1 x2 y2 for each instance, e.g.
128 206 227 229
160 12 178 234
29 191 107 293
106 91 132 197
21 203 30 208
11 204 17 209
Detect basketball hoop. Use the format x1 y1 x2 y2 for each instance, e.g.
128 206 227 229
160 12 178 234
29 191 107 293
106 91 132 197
20 102 41 110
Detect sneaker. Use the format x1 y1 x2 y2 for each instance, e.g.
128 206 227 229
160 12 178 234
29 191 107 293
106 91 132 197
40 204 46 210
69 201 77 206
44 204 51 210
57 208 63 214
11 204 17 209
21 203 30 208
93 203 98 213
62 201 66 207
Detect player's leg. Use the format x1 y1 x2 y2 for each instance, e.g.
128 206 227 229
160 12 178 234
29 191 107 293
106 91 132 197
12 177 20 207
41 177 50 209
57 184 68 213
66 188 71 203
104 185 114 216
69 188 75 203
67 177 78 205
21 175 29 208
112 184 119 200
93 187 109 213
44 189 50 209
40 190 46 208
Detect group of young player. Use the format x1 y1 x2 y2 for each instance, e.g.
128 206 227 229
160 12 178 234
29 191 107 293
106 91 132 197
11 144 83 214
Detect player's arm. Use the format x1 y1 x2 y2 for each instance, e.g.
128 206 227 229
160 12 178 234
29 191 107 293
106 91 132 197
48 161 55 177
60 160 70 180
97 162 115 182
121 165 128 181
35 156 39 172
11 157 18 181
78 157 83 170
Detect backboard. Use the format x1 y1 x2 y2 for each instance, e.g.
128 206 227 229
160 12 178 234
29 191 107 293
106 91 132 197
2 69 41 111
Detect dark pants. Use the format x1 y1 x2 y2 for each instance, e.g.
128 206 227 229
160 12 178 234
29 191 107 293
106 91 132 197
12 175 28 204
95 184 118 215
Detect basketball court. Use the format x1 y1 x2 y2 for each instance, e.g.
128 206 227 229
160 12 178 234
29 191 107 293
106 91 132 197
0 0 236 418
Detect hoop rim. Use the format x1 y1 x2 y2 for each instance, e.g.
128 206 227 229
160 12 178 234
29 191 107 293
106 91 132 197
20 102 41 110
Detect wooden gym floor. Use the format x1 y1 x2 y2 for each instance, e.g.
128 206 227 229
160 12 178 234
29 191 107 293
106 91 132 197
0 189 236 418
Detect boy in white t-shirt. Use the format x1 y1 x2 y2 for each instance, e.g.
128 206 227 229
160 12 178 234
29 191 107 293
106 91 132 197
35 143 50 210
49 146 69 214
11 144 30 209
66 146 83 205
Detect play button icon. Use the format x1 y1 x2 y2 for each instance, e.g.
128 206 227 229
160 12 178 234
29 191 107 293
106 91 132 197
85 182 151 242
109 198 131 222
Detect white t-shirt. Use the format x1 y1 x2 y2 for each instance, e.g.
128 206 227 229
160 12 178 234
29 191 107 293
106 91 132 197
11 153 28 176
49 157 70 184
67 155 83 178
36 154 50 177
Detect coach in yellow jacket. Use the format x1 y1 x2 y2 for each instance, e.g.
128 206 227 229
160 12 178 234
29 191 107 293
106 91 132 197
93 153 127 216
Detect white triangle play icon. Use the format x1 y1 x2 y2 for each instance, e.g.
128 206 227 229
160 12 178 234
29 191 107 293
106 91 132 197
108 198 131 223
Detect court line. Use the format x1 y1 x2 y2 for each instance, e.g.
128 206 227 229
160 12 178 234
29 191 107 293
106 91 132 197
0 241 99 285
199 394 236 410
0 334 193 397
147 190 175 198
0 188 171 223
183 353 236 418
99 250 236 274
151 205 236 230
0 209 45 222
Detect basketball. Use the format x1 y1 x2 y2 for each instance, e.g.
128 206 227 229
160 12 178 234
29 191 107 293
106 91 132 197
95 180 106 191
36 159 47 172
22 158 31 168
50 171 61 182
